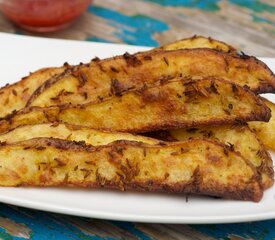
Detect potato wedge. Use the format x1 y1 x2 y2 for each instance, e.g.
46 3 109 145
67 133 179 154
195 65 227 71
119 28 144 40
160 35 237 53
0 123 160 146
0 36 237 118
1 122 272 189
0 137 262 201
0 78 270 134
27 48 275 108
0 67 66 118
249 98 275 150
167 124 274 189
163 39 275 153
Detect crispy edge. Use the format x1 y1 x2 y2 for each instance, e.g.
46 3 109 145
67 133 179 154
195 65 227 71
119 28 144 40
0 78 271 134
160 35 237 54
0 123 161 146
25 36 238 106
0 67 66 117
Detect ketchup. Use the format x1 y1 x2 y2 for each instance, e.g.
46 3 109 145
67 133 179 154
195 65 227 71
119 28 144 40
1 0 91 32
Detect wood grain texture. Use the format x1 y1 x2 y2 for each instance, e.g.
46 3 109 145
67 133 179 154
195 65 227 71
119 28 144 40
0 0 274 239
0 204 274 240
0 0 275 55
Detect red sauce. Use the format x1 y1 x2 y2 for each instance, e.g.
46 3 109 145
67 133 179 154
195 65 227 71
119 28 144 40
1 0 91 32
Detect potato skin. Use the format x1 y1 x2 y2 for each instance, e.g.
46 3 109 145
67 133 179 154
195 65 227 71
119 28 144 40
0 78 270 134
0 138 263 202
27 48 275 108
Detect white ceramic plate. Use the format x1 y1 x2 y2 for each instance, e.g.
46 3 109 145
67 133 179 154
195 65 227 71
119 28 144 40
0 33 274 224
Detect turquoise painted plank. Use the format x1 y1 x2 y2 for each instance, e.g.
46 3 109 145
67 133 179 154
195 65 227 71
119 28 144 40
143 0 275 13
88 5 169 46
87 36 113 43
252 14 274 25
194 220 275 240
0 204 274 239
229 0 275 13
141 0 221 11
0 204 100 240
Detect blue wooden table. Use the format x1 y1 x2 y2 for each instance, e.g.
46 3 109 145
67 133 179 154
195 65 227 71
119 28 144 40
0 0 275 239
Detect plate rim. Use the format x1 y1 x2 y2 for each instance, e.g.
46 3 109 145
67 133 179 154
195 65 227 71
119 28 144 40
0 194 274 224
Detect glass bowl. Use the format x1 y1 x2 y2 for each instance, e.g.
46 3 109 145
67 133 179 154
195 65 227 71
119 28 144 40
0 0 91 33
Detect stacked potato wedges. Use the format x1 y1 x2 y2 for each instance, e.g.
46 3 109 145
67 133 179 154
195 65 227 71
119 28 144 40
0 36 274 202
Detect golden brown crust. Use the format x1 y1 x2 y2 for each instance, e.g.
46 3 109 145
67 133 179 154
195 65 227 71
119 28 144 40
27 48 275 108
249 98 275 150
0 36 271 203
152 124 274 189
0 137 263 202
0 67 66 118
0 78 271 134
0 35 239 118
26 65 82 107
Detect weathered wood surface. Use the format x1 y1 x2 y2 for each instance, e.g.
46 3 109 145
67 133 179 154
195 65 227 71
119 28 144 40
0 204 274 240
0 0 274 56
0 0 274 239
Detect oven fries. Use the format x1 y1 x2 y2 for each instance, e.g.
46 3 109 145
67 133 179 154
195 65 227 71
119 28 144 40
249 98 275 150
0 35 273 202
0 138 263 202
27 48 275 108
0 78 270 134
0 36 237 118
169 124 273 189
